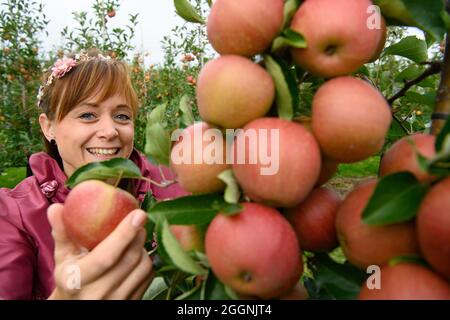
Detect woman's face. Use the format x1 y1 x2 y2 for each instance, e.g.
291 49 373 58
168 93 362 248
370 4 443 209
40 93 135 178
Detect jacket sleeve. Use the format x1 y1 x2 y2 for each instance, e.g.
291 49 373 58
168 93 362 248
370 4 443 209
0 216 36 300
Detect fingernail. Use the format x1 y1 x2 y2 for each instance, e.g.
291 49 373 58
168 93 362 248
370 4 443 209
131 210 147 228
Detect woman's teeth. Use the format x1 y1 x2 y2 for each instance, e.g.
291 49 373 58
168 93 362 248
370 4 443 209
87 148 119 155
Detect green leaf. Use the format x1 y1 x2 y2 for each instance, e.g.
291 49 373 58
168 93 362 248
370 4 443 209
143 277 169 300
155 219 174 267
66 158 142 188
405 91 436 108
387 118 408 141
178 95 195 128
217 169 240 204
403 0 446 42
312 253 366 300
362 172 430 225
264 55 299 120
356 65 370 77
173 0 204 24
144 123 171 166
374 0 446 41
435 117 450 152
148 193 242 225
373 0 415 26
428 134 450 176
394 65 423 83
382 36 428 63
282 0 300 29
142 191 157 244
148 104 166 126
161 218 207 275
202 271 232 300
175 284 202 300
271 28 306 51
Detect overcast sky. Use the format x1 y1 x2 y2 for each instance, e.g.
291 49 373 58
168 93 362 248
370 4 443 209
40 0 183 64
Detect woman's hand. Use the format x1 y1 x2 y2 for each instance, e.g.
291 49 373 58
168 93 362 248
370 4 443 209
46 203 153 300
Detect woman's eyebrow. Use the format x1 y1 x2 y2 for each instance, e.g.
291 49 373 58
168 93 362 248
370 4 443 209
82 102 99 108
116 104 132 110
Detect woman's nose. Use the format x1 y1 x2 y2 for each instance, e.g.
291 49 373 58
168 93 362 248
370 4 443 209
96 117 119 140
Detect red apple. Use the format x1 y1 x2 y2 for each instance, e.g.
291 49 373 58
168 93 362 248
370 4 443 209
359 263 450 300
232 118 322 207
335 180 419 268
170 225 204 252
369 16 387 62
417 177 450 280
380 133 436 182
207 0 284 57
196 55 275 129
285 187 341 252
170 122 231 194
316 156 339 186
205 202 302 299
290 0 383 78
63 180 139 250
312 77 392 163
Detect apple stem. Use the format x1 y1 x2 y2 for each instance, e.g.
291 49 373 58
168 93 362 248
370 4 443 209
158 165 168 182
141 176 178 188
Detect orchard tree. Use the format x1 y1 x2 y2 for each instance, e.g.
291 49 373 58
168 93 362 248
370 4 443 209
0 0 48 170
60 0 138 59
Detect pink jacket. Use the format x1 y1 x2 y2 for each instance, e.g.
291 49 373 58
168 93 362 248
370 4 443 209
0 150 187 300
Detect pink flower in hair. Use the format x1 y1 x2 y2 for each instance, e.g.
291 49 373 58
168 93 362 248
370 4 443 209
51 57 77 79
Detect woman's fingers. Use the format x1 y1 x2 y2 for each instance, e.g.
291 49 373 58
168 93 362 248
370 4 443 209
111 248 153 300
71 209 148 286
96 229 148 298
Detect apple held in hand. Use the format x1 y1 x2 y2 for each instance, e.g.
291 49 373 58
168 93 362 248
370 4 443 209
63 180 139 250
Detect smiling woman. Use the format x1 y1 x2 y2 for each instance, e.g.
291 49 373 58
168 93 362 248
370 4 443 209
0 50 187 300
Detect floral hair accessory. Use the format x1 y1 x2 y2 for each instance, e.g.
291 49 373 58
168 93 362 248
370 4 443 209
51 57 77 80
37 52 112 108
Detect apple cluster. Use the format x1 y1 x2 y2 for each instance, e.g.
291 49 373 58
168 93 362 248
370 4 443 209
167 0 450 300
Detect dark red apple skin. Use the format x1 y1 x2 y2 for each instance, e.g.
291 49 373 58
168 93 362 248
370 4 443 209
285 187 341 252
205 202 303 299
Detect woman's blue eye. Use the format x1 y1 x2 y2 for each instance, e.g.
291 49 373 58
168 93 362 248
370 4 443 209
116 114 131 121
79 113 95 120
